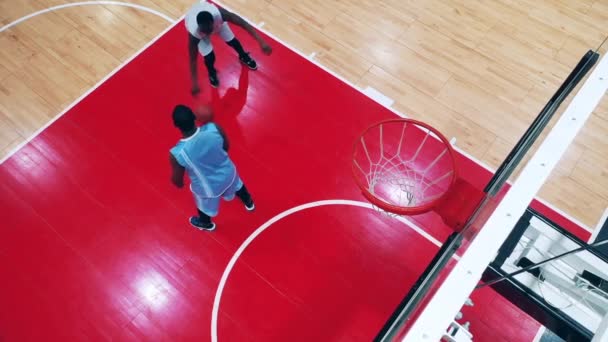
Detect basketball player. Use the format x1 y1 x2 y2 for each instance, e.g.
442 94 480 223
169 105 255 231
186 1 272 94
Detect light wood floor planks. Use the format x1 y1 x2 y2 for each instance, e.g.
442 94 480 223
1 0 607 228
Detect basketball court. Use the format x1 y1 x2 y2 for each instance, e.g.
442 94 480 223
1 2 608 341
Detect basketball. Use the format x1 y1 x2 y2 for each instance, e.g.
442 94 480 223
194 104 214 124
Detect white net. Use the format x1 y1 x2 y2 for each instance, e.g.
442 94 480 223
352 120 456 214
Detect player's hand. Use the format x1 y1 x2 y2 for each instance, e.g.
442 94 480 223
261 42 272 55
191 83 200 95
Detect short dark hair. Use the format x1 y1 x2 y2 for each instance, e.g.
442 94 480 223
172 105 196 132
196 11 213 26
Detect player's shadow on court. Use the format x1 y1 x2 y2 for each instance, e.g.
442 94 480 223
210 64 249 135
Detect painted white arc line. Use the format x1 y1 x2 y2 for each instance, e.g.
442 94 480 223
210 199 443 342
0 1 174 33
1 1 592 339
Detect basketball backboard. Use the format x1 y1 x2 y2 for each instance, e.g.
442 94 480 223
370 36 608 341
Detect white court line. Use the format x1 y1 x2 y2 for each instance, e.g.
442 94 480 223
209 3 599 339
536 197 593 234
0 1 174 33
1 0 593 234
405 46 608 342
589 207 608 243
451 149 593 235
1 7 441 339
0 2 597 337
532 326 546 342
363 86 395 107
0 5 179 165
212 0 595 236
0 6 440 342
210 199 443 342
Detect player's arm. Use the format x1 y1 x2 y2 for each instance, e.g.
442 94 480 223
214 123 230 152
188 34 201 94
170 153 186 188
218 8 272 55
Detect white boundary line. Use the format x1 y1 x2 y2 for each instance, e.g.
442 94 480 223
211 0 594 235
0 1 175 33
454 147 594 235
532 326 546 342
0 2 600 338
1 0 595 234
536 197 594 234
589 207 608 243
0 7 179 165
210 199 443 342
363 86 395 107
404 49 608 342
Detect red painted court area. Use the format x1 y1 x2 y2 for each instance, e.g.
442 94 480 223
0 19 591 341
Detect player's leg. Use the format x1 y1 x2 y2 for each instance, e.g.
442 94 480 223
198 38 220 88
193 210 215 230
232 176 255 211
190 193 219 231
236 183 255 211
218 23 258 70
222 174 255 211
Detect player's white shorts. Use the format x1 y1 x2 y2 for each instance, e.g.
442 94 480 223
192 173 243 217
198 22 235 56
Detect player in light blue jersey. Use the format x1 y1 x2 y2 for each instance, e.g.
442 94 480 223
170 105 254 231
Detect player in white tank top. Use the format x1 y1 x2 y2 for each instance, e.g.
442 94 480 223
185 1 273 94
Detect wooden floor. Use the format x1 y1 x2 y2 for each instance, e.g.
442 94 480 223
0 21 547 341
1 0 607 228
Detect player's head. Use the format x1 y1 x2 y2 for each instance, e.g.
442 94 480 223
172 105 196 132
196 11 214 35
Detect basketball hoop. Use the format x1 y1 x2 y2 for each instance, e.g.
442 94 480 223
352 118 483 231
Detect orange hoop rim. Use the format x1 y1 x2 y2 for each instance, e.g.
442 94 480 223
352 118 459 216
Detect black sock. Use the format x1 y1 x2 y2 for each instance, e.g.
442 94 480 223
236 184 253 205
197 210 212 225
204 51 217 75
227 38 247 57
